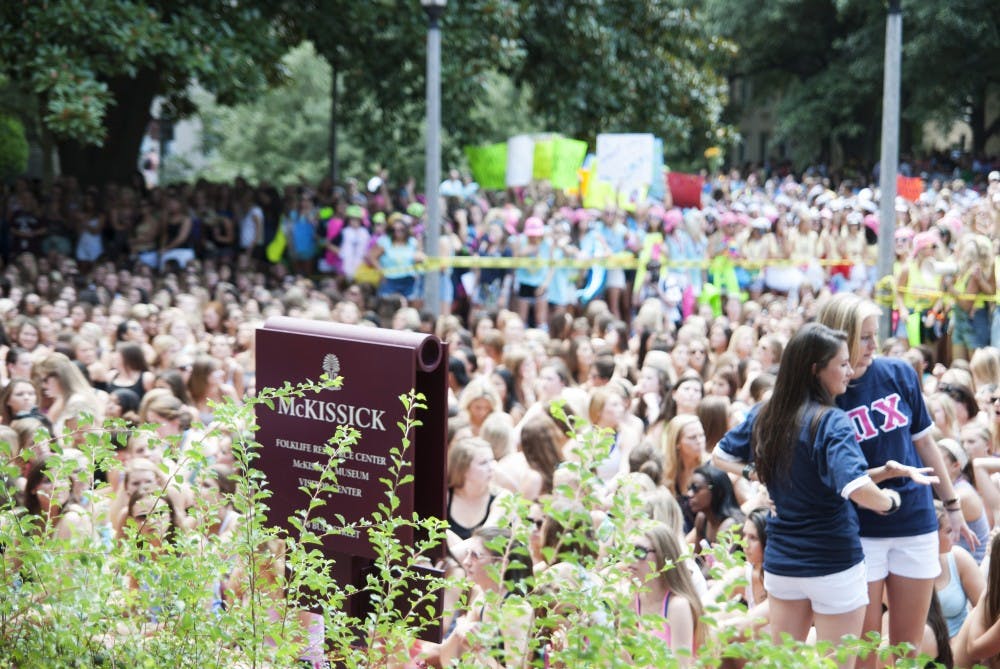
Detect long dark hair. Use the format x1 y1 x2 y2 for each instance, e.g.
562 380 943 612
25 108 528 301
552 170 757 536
987 533 1000 631
744 506 771 560
926 591 953 668
753 323 847 486
695 464 744 525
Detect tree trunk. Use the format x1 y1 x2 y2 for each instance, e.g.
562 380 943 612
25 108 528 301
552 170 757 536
970 86 987 154
56 69 161 186
329 62 339 183
37 104 55 188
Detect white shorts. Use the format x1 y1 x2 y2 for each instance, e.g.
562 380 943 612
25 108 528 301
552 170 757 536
764 561 869 615
861 530 940 581
605 268 626 289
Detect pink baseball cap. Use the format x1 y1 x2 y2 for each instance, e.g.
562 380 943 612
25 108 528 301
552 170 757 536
911 229 941 256
664 208 683 232
524 216 545 237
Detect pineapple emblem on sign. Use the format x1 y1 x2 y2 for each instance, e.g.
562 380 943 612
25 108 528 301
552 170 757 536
322 353 342 390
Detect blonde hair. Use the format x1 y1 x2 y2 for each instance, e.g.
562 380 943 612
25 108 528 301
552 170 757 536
457 377 501 415
970 347 1000 391
642 488 685 538
660 414 703 496
817 293 882 370
645 523 705 647
479 412 513 460
927 392 958 439
139 388 190 429
35 353 94 401
727 325 758 360
447 437 491 488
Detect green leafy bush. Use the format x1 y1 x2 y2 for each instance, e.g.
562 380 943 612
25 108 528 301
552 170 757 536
0 378 949 668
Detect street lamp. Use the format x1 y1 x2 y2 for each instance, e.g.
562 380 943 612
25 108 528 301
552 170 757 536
876 0 901 342
421 0 446 318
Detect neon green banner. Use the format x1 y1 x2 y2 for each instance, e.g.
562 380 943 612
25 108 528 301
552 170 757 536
464 143 508 190
550 138 588 190
532 140 554 180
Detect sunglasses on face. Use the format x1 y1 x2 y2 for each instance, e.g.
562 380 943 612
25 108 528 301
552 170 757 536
688 482 712 494
633 544 655 560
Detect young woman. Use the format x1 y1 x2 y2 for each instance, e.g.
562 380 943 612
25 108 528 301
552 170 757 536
816 293 972 668
951 234 994 361
896 230 945 346
628 523 704 667
952 533 1000 668
633 359 673 428
932 501 984 640
513 216 553 329
713 323 929 668
657 414 707 497
74 189 105 272
369 214 424 303
516 412 564 501
706 506 772 638
456 377 501 438
535 359 572 405
0 377 41 425
938 438 990 563
669 372 705 419
186 355 240 425
23 450 94 540
686 464 745 551
587 386 640 483
35 353 102 437
445 438 505 557
107 342 155 402
435 526 533 667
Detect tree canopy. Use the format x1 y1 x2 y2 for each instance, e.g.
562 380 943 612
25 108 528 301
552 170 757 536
1 1 737 184
513 1 735 157
0 0 298 184
704 0 1000 166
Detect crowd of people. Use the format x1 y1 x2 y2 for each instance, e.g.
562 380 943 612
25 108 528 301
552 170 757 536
2 159 1000 667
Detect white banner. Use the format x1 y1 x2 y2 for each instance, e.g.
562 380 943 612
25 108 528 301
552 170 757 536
506 134 534 187
596 133 655 193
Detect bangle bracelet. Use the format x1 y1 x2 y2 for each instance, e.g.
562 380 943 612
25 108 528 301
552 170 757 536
943 497 959 507
885 495 900 515
946 505 962 512
742 463 756 480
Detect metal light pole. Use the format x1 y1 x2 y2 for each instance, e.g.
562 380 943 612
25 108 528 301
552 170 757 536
876 0 902 342
421 0 446 318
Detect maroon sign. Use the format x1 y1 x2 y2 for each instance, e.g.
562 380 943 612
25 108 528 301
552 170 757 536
255 317 448 560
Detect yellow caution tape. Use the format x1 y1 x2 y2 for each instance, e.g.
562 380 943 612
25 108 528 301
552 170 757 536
411 254 881 272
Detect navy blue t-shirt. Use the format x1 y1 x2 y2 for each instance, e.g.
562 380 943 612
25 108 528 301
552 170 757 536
718 404 870 577
835 357 935 538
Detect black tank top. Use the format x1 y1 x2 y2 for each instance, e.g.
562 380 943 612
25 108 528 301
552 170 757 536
447 488 496 540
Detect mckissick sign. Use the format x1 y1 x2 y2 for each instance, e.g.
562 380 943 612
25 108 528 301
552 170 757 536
255 317 448 560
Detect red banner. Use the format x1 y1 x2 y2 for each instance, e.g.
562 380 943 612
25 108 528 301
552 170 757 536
667 172 704 209
896 175 924 202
